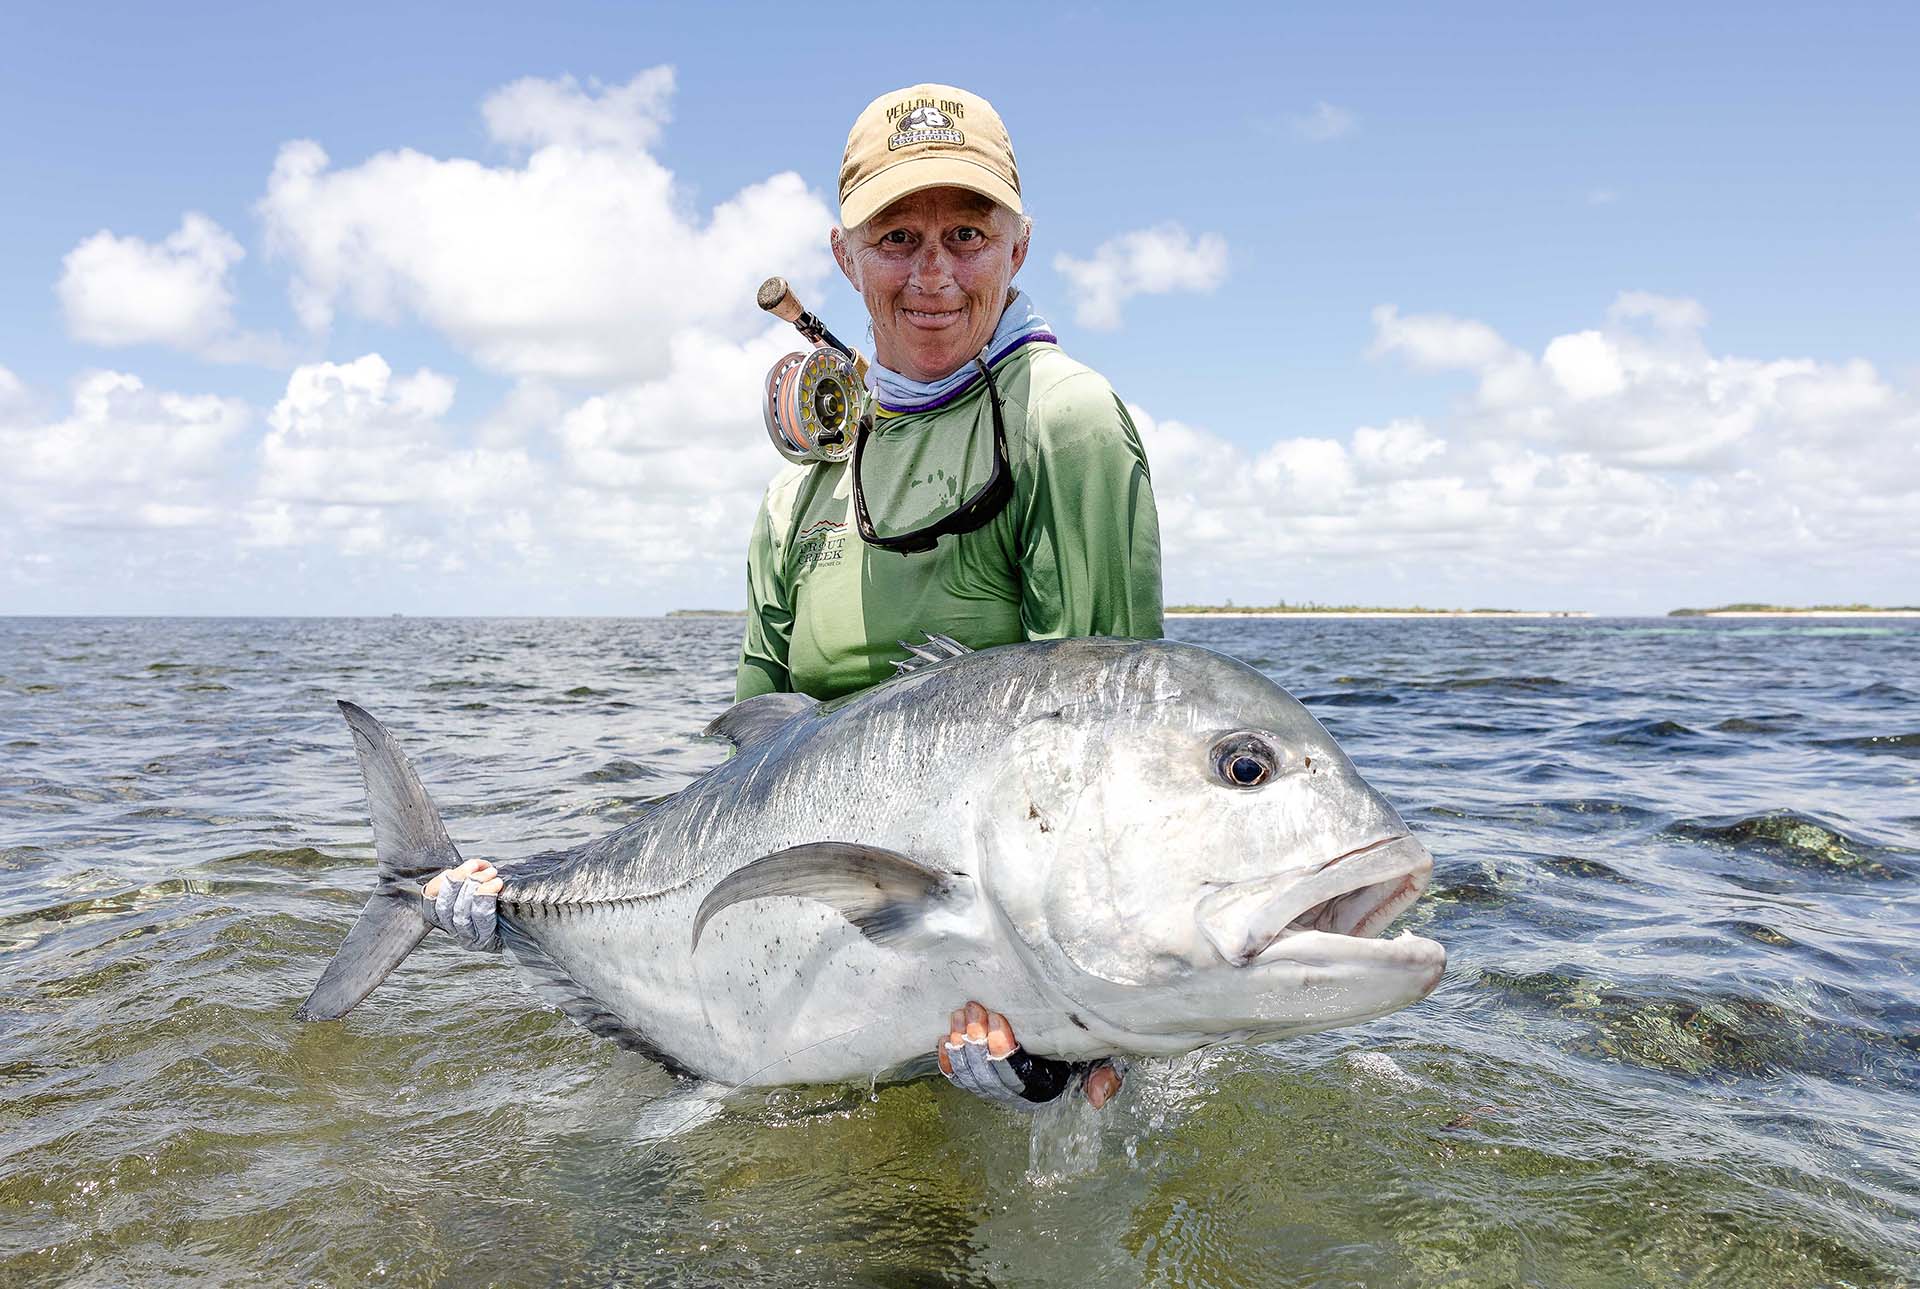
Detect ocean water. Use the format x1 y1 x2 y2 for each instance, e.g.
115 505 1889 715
1 615 1916 1288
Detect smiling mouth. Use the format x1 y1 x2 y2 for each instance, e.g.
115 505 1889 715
1197 834 1434 966
900 305 965 329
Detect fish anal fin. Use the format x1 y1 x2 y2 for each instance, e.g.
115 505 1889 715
691 843 967 952
703 692 815 750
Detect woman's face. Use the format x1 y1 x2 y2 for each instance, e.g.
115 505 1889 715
833 187 1029 382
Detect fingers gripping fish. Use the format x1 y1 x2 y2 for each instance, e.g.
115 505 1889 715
297 637 1446 1099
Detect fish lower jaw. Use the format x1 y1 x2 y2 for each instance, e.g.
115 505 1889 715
1252 925 1442 963
1246 927 1448 996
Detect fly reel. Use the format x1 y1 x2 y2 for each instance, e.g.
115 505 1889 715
763 347 860 465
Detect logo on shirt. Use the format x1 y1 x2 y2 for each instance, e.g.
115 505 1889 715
888 104 965 151
794 518 847 572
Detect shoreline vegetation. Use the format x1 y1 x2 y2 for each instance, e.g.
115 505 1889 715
1668 604 1920 618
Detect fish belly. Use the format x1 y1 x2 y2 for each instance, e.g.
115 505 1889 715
508 896 1046 1087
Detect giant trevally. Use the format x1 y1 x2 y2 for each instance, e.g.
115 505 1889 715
297 636 1445 1086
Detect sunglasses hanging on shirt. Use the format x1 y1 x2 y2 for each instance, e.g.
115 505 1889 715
852 356 1012 554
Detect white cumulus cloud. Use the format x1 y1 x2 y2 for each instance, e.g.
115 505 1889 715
1371 304 1516 371
0 368 249 530
240 332 795 593
554 324 798 496
249 354 536 562
1368 291 1908 470
56 214 281 363
1053 223 1228 330
1135 293 1920 610
482 67 675 153
257 68 834 383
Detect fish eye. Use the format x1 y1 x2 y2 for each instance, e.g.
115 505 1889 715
1211 733 1279 789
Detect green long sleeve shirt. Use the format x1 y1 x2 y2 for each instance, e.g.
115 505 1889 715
734 341 1163 702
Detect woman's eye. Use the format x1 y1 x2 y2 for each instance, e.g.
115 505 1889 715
1211 734 1278 789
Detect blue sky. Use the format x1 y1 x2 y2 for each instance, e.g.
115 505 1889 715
2 1 1916 615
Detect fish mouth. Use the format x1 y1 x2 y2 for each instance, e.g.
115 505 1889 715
1197 834 1434 967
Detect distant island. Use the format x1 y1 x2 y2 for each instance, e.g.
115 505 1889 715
666 609 747 617
1669 603 1920 617
1166 603 1589 619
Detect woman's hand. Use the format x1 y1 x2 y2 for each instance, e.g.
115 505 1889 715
936 1000 1124 1109
421 858 503 951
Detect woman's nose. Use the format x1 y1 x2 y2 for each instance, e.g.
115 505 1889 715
908 241 955 290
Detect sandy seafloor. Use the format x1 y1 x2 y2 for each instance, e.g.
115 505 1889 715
2 615 1916 1287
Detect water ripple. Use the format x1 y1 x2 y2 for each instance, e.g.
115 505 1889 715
2 614 1917 1285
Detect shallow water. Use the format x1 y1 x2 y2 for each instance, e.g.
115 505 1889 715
2 615 1916 1287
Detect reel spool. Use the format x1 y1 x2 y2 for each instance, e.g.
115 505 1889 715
763 346 860 465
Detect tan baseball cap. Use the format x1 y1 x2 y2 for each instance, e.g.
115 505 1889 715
838 84 1022 229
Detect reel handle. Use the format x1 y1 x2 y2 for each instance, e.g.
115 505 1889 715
756 276 806 324
757 276 869 384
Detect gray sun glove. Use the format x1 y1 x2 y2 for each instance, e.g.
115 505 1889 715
423 872 500 952
941 1036 1120 1111
943 1035 1042 1110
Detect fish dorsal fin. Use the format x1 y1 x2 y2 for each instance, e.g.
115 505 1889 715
691 842 968 952
704 691 815 749
891 632 974 677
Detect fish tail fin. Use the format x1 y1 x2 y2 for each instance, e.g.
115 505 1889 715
294 701 463 1022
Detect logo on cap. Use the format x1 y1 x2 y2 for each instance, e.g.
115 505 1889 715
888 105 964 151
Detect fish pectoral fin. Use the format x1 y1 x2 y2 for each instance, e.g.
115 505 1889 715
703 691 816 750
691 843 968 952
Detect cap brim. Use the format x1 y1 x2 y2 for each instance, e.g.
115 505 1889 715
839 155 1022 228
